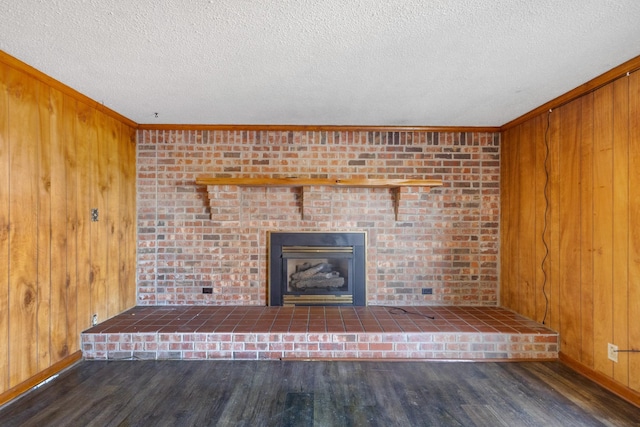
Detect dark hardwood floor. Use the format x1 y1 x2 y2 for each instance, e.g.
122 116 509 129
1 361 638 426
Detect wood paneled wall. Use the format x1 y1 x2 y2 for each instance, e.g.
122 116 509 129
501 70 640 394
0 53 137 400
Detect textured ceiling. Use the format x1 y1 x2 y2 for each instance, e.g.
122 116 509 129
1 0 640 126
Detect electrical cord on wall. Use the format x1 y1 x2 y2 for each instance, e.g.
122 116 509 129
540 110 552 325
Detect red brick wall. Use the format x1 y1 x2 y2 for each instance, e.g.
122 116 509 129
137 130 500 306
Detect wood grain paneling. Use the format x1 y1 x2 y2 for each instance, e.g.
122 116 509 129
532 115 548 324
75 103 93 334
558 101 581 359
547 110 561 332
119 126 137 310
106 115 121 318
612 78 629 385
90 110 108 323
579 93 595 368
63 95 79 353
8 67 39 387
501 71 640 395
36 80 53 371
50 87 69 361
0 63 9 393
628 71 640 392
592 84 614 377
0 55 136 399
518 118 536 319
500 127 519 309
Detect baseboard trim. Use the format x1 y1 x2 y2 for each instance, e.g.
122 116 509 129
0 351 83 407
559 352 640 408
280 357 558 363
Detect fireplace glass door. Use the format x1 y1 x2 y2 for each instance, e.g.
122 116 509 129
283 246 353 304
269 232 366 306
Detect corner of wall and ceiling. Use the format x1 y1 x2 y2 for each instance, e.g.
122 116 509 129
2 48 639 134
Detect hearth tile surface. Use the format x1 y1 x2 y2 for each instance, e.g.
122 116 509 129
84 305 553 335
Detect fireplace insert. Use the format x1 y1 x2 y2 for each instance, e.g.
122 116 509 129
269 232 366 306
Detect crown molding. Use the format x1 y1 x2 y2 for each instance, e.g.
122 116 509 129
137 123 499 133
0 50 137 128
501 54 640 131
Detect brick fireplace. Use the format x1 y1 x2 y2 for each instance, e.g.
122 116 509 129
136 130 500 306
86 128 552 363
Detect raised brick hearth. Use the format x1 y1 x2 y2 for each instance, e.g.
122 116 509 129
81 306 558 361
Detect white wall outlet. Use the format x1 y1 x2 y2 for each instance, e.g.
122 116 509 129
92 314 98 327
608 343 618 362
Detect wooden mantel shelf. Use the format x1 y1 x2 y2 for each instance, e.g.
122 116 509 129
196 176 443 221
195 177 443 188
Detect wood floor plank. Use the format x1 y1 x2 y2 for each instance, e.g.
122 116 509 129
460 404 510 427
490 363 602 427
1 361 639 426
522 362 640 425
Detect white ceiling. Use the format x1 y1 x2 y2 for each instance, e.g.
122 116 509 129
1 0 639 127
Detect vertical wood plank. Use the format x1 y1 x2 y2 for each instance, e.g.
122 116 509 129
75 103 94 332
49 87 69 362
91 111 108 322
628 70 640 391
63 95 79 351
0 63 10 392
105 115 120 318
518 118 537 319
7 68 39 386
36 81 52 371
547 110 561 332
120 125 136 309
592 84 614 377
611 77 629 386
127 127 137 308
579 93 595 368
500 127 519 309
557 101 582 360
533 114 549 324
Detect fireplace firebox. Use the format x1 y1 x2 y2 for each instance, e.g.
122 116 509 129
269 232 366 306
